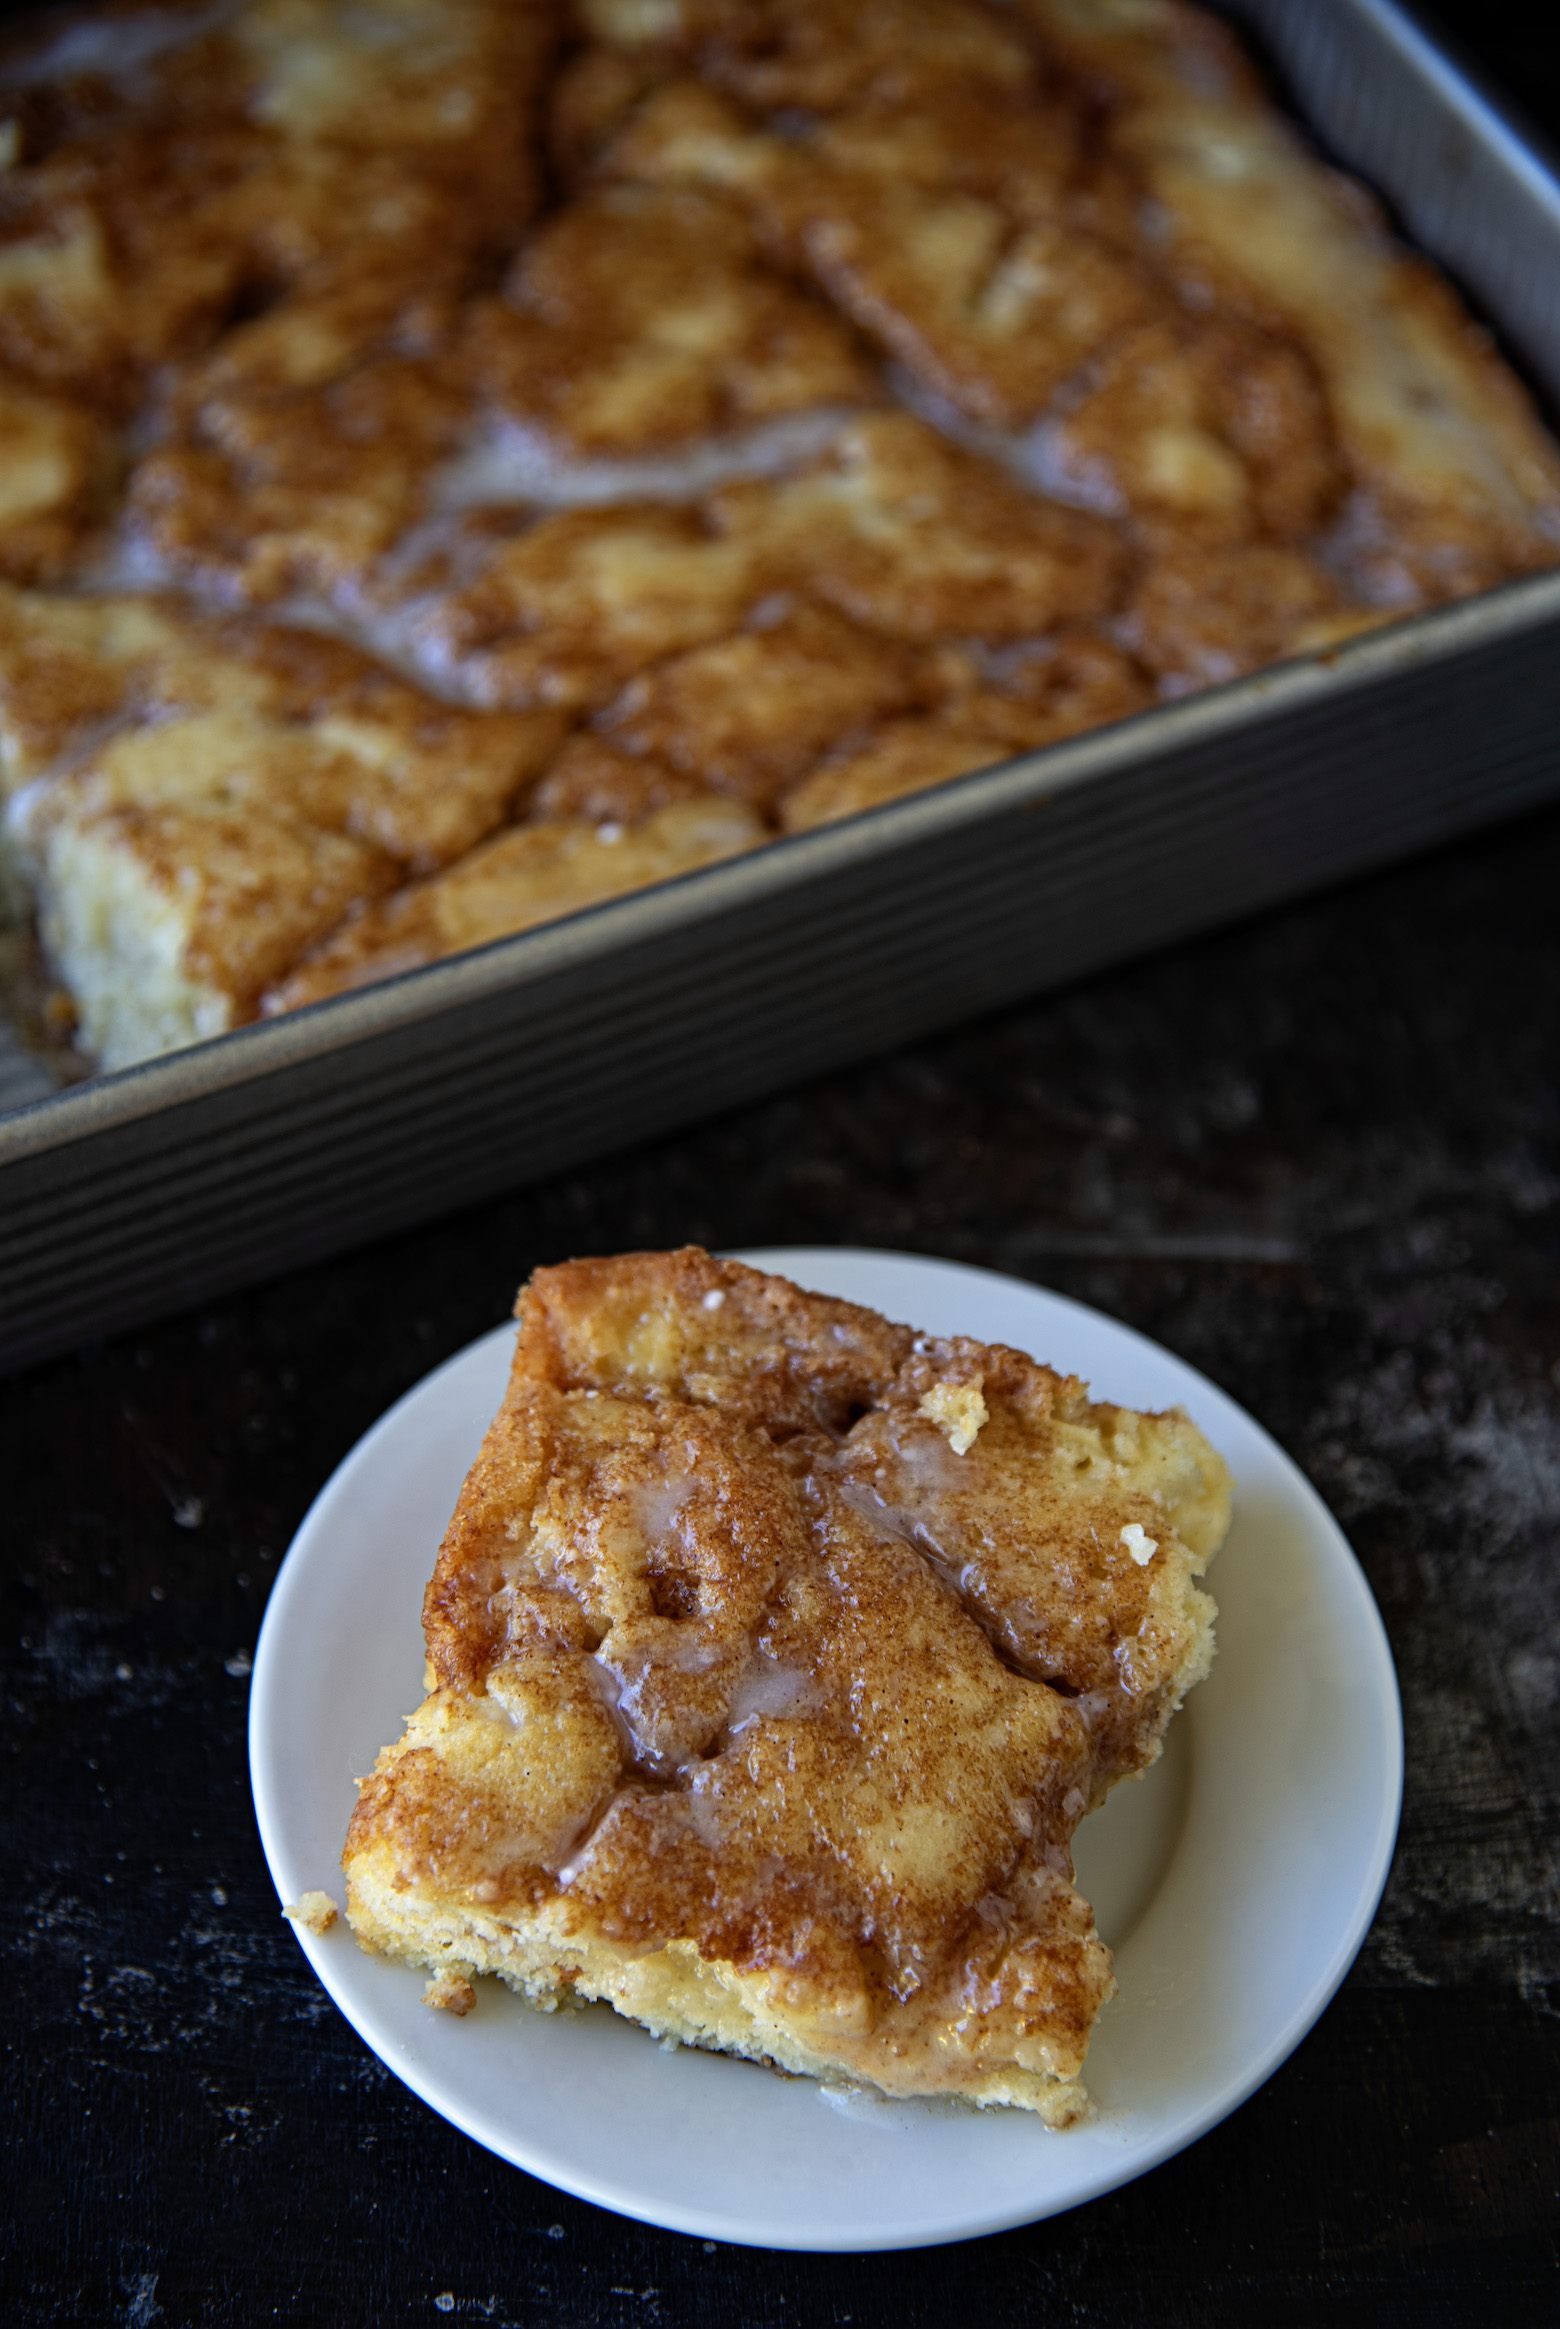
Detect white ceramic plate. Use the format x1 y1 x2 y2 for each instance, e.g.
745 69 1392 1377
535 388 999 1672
250 1247 1402 2253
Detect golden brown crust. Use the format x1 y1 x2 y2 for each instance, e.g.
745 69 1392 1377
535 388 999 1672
2 577 575 1069
508 1245 917 1432
529 733 711 824
404 410 1128 717
601 74 1159 431
48 796 394 1013
1021 0 1560 599
0 581 190 792
781 715 1009 831
0 375 118 580
1123 537 1347 692
782 625 1152 828
462 182 875 456
126 346 467 609
4 0 1560 1077
1044 314 1344 544
592 598 924 809
2 588 567 869
713 413 1129 643
24 696 568 880
406 502 770 711
344 1248 1230 2111
0 0 557 412
1 0 562 602
550 40 677 184
689 0 1042 116
268 795 763 1008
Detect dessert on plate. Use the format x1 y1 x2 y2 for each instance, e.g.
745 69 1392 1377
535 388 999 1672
342 1248 1232 2120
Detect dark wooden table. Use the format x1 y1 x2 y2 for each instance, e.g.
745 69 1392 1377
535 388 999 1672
10 790 1560 2324
8 8 1560 2322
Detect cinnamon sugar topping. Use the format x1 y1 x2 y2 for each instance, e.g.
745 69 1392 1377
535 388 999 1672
342 1248 1231 2118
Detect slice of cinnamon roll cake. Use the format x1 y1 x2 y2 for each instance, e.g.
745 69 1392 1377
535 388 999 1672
343 1247 1230 2121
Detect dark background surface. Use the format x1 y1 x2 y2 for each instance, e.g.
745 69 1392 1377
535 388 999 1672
6 3 1560 2323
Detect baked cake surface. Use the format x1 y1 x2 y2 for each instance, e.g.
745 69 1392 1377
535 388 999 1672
3 0 1558 1073
343 1248 1230 2119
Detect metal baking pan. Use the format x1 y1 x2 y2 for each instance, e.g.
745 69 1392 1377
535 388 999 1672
3 0 1560 1374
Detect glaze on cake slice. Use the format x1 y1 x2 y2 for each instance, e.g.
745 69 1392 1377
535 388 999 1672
343 1248 1230 2120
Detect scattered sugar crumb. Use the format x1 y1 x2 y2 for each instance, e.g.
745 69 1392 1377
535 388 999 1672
702 1289 726 1311
919 1379 988 1454
1120 1523 1158 1565
424 1967 477 2016
282 1890 338 1936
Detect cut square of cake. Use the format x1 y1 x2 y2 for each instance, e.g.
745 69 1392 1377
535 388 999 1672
343 1248 1230 2122
2 604 569 1071
461 181 875 456
269 795 763 1010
